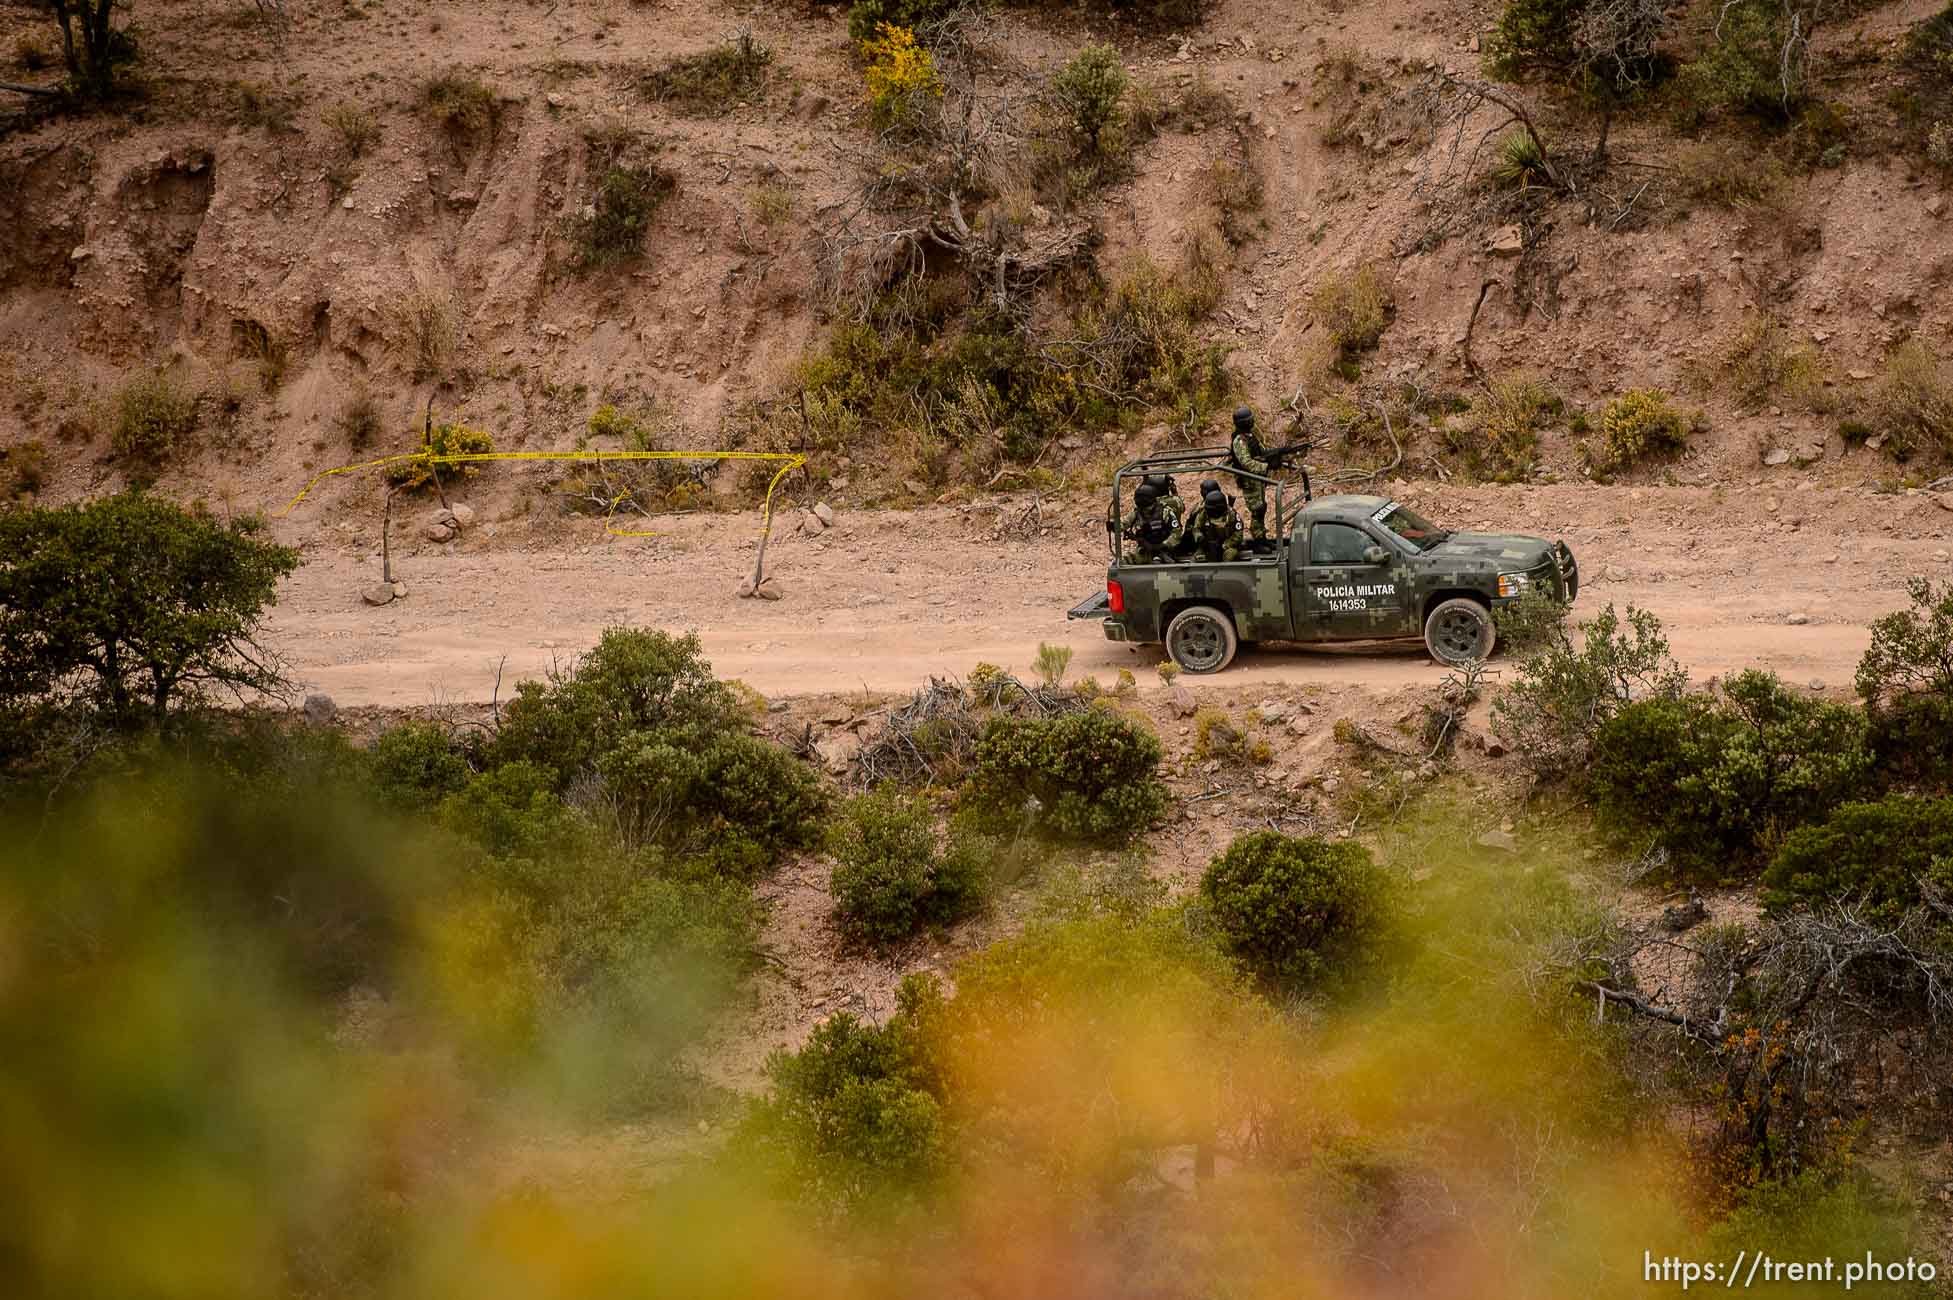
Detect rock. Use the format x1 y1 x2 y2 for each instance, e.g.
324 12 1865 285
902 479 928 496
1486 224 1525 257
424 522 455 543
341 197 355 210
1792 445 1823 467
813 502 835 526
362 584 396 606
1484 737 1507 758
1847 369 1871 381
448 190 478 207
1601 564 1629 582
1255 699 1290 724
1475 828 1518 853
302 693 337 724
1764 497 1780 514
735 577 755 597
1936 494 1953 513
1762 448 1791 466
1659 892 1708 932
545 92 567 108
1928 195 1947 219
1287 714 1310 736
755 585 782 601
1168 685 1197 718
392 582 408 598
449 503 475 526
1786 612 1810 625
815 732 860 775
1808 679 1826 693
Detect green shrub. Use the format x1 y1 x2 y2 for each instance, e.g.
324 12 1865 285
1858 340 1953 460
963 706 1167 842
1053 43 1129 157
862 22 943 129
1198 832 1390 987
368 721 472 812
111 371 200 463
1588 670 1869 875
639 30 771 115
1856 576 1953 711
1193 707 1271 765
1489 128 1551 188
2 439 47 498
324 102 380 156
1762 795 1953 921
438 760 587 864
739 975 946 1212
1443 374 1558 482
1673 0 1810 123
1309 264 1393 360
1867 690 1953 789
1486 0 1584 78
846 0 952 44
385 421 493 491
829 790 984 944
568 164 676 270
426 73 497 134
1492 586 1571 656
1595 389 1692 470
1491 602 1687 775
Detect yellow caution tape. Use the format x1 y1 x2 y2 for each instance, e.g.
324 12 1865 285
276 448 807 540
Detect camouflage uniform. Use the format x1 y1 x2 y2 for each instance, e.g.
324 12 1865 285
1184 494 1243 562
1120 496 1184 565
1227 407 1271 541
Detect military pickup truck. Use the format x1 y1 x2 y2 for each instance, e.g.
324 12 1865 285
1068 447 1579 674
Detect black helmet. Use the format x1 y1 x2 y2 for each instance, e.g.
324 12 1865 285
1134 482 1158 505
1233 406 1255 433
1203 488 1227 514
1145 473 1173 496
1199 477 1220 496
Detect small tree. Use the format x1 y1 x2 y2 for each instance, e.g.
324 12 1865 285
1199 832 1390 987
1052 44 1129 157
1490 602 1687 776
0 492 298 726
1856 576 1953 711
45 0 135 98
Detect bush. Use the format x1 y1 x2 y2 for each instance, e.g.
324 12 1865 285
829 790 984 944
1763 795 1953 921
335 387 382 449
847 0 951 44
1491 602 1687 775
1858 340 1953 460
1053 44 1129 157
862 23 942 129
1857 576 1953 711
110 370 199 463
1198 832 1390 987
1588 670 1870 876
426 73 497 134
1689 316 1829 414
740 976 946 1214
368 721 472 812
568 164 676 270
639 30 771 115
1594 389 1692 470
2 439 47 499
324 102 380 157
0 492 298 727
1486 0 1584 78
1492 586 1571 656
1193 707 1270 765
393 290 457 381
385 421 493 491
438 760 587 864
963 706 1167 842
1674 0 1811 123
1443 373 1558 483
1672 139 1786 211
1309 264 1393 363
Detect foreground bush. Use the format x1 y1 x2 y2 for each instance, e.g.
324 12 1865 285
1595 389 1692 471
962 706 1167 841
828 790 984 944
1491 603 1687 775
1198 832 1390 987
111 370 199 463
1588 670 1868 876
1762 795 1953 921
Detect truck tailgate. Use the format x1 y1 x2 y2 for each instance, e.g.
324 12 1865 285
1068 589 1111 620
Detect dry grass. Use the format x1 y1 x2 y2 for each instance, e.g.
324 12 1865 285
1859 339 1953 459
1308 264 1393 376
1442 373 1560 483
1687 315 1834 413
393 291 458 381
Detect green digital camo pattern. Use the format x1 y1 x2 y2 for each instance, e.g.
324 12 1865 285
1183 501 1243 562
1120 500 1184 563
1229 430 1270 537
1100 492 1576 647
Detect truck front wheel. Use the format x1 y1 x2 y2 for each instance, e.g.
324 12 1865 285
1166 606 1239 674
1424 598 1497 666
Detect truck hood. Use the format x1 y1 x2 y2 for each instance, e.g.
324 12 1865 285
1423 532 1555 568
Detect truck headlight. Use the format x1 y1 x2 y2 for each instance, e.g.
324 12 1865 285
1497 573 1529 598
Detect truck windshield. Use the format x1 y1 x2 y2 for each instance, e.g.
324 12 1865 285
1374 502 1448 552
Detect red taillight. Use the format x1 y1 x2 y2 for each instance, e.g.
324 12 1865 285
1107 579 1125 614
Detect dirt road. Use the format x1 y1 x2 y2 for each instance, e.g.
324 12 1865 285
267 484 1953 705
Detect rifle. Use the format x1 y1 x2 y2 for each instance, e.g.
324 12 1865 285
1263 440 1314 470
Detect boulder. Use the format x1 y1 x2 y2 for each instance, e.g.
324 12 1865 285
424 522 456 543
1762 448 1791 466
302 693 337 724
813 502 836 526
1486 224 1524 257
361 584 397 606
1255 699 1290 724
1786 612 1811 625
1475 828 1518 853
449 502 475 526
1168 685 1198 718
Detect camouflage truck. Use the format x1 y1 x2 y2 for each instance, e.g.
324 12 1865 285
1068 447 1580 674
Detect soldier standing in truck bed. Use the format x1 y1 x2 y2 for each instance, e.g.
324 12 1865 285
1227 406 1272 543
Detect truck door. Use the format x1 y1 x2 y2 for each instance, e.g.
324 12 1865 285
1295 521 1416 640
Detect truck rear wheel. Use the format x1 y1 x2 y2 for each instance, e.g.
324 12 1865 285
1166 606 1239 674
1424 597 1496 666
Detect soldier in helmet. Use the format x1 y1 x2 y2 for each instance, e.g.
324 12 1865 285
1184 485 1243 562
1120 481 1183 564
1144 473 1183 516
1227 406 1272 543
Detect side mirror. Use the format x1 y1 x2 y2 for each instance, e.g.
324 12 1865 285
1363 545 1388 564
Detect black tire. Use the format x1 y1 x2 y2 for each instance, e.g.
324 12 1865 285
1424 597 1496 666
1165 605 1240 674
